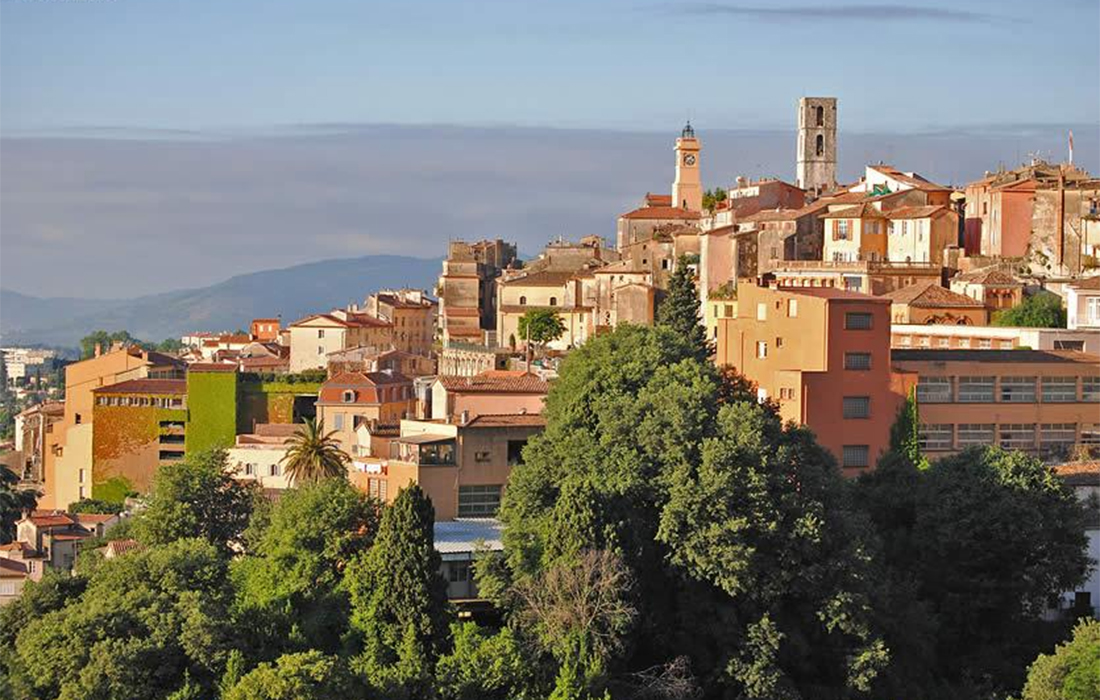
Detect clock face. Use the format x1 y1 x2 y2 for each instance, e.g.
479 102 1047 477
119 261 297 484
683 154 696 166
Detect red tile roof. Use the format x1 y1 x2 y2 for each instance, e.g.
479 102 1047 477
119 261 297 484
885 205 952 220
820 203 887 220
619 205 702 220
868 165 951 192
318 371 412 406
463 413 547 428
882 282 985 309
1052 461 1100 487
92 379 188 395
0 559 29 578
644 193 673 207
104 539 145 557
1071 276 1100 291
291 313 393 329
26 511 78 527
954 269 1023 286
437 371 549 394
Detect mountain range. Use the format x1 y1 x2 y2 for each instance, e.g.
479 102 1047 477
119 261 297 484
0 254 441 349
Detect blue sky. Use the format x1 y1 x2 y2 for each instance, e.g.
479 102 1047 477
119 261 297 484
3 0 1097 132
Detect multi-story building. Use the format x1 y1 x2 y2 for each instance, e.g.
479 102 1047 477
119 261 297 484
12 401 64 484
1066 276 1100 330
226 423 297 491
430 370 548 422
1 348 58 389
315 370 415 455
770 259 942 296
249 318 281 342
890 324 1100 354
892 349 1099 461
949 268 1024 314
882 282 988 326
821 203 889 263
1047 461 1100 619
715 280 911 472
437 239 518 346
706 177 806 227
13 510 120 572
287 308 393 372
795 97 837 193
365 289 438 356
437 343 511 378
885 205 959 266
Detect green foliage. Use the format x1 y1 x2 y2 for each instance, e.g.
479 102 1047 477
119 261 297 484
79 330 141 359
856 446 1092 696
993 291 1067 328
92 474 134 503
436 622 544 700
68 497 124 515
6 538 235 700
185 369 239 455
656 255 709 360
518 308 566 348
1 465 38 543
133 449 256 551
0 570 87 651
280 418 350 485
222 651 353 700
888 388 927 469
231 479 380 655
346 484 450 697
1020 619 1100 700
701 187 728 213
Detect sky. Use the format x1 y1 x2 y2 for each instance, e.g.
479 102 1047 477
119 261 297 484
1 0 1098 298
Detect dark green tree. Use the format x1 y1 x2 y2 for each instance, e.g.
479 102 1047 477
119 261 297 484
1019 618 1100 700
656 255 709 360
702 187 728 213
79 330 142 359
435 622 544 700
855 446 1091 696
1 465 37 544
222 651 353 700
133 449 256 551
68 497 125 515
517 308 566 355
345 484 450 697
993 291 1066 328
231 479 380 655
887 388 926 469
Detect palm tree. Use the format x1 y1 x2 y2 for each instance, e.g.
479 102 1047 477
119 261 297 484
280 417 350 486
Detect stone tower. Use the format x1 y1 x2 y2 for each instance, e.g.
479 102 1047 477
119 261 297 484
796 97 837 193
673 121 702 211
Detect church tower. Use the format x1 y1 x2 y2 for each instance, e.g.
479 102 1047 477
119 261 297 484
796 97 837 193
673 122 702 211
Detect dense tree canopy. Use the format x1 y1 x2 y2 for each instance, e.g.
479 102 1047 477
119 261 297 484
517 308 566 353
1019 618 1100 700
993 291 1066 328
1 465 37 544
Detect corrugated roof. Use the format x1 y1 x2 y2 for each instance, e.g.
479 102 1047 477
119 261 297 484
434 518 504 554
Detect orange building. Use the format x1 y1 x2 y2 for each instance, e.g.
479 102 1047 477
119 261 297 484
892 349 1099 460
315 370 416 455
430 370 548 422
249 318 281 342
821 203 888 263
365 289 438 356
715 281 912 473
882 282 988 325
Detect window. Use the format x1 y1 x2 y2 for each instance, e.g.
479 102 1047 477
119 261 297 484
1083 376 1100 402
78 469 85 483
342 390 356 403
448 562 471 583
756 341 768 359
724 304 734 317
159 450 185 461
661 259 670 270
318 329 325 338
1053 340 1085 351
368 478 388 501
978 338 992 349
845 312 873 330
957 423 995 447
757 303 767 321
957 376 995 403
1040 423 1076 453
244 463 255 476
474 451 491 463
519 296 527 305
333 414 344 430
787 299 798 317
549 297 558 306
835 220 850 240
844 352 872 370
78 487 86 499
916 377 952 403
815 134 824 156
270 463 281 477
1081 424 1100 445
919 424 953 451
1042 377 1077 403
937 338 951 348
999 424 1036 450
1000 376 1036 403
458 484 503 517
775 337 784 349
507 440 527 466
842 445 869 469
843 396 870 419
1088 297 1100 324
779 387 795 400
317 346 324 355
815 104 824 126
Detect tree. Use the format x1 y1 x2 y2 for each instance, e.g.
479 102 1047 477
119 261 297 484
656 256 709 361
993 291 1066 328
231 479 380 655
887 388 926 469
701 188 728 213
68 498 124 515
1020 618 1100 700
517 308 566 355
436 622 544 700
222 651 353 700
157 338 185 354
133 449 256 551
345 484 450 697
1 465 37 544
855 446 1092 695
5 538 236 700
280 418 350 486
79 330 141 359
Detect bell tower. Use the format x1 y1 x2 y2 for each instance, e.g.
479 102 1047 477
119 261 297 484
796 97 837 192
673 122 702 212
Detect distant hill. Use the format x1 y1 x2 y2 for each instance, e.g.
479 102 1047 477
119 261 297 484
0 254 441 349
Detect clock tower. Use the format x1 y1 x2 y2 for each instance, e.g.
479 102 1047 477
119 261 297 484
672 121 702 212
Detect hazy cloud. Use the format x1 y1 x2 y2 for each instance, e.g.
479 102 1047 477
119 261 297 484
673 3 1016 23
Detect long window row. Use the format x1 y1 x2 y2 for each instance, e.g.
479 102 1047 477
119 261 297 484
919 423 1100 453
96 395 185 408
916 375 1099 404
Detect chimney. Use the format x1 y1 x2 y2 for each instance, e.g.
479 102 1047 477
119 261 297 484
94 343 102 358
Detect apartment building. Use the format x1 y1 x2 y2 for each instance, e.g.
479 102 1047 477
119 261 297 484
1066 276 1100 330
430 370 548 422
226 423 297 490
892 349 1099 460
366 289 438 356
437 239 518 345
891 325 1100 355
287 309 394 372
315 370 415 455
715 280 911 472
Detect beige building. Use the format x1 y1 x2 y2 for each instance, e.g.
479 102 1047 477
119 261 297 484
316 371 415 455
949 268 1024 314
796 97 837 193
893 349 1100 461
891 324 1100 354
885 205 958 265
431 370 548 422
822 203 888 263
288 309 393 373
226 423 297 490
1066 276 1100 330
365 289 437 356
437 239 517 346
882 282 988 326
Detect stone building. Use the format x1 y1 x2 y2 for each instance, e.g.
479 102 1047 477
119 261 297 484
437 239 517 345
365 289 437 356
795 97 837 193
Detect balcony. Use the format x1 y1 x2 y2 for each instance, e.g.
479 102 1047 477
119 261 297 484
775 259 939 272
390 435 457 466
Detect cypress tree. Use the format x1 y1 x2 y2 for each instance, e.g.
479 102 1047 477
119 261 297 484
656 255 709 360
888 388 926 469
346 484 450 696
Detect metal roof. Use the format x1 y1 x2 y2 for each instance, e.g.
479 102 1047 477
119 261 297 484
434 518 504 559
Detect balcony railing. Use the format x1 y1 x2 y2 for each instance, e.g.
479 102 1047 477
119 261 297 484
775 260 939 271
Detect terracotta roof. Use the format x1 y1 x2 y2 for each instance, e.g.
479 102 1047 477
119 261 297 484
463 413 547 428
892 349 1097 365
820 203 887 220
437 371 549 394
290 313 392 330
1071 276 1100 291
188 362 237 372
374 293 437 309
93 379 187 395
882 282 985 309
240 356 290 369
324 370 411 387
885 205 951 220
362 421 400 437
444 307 481 317
74 513 118 526
500 270 579 287
0 541 35 554
619 205 702 220
738 207 810 223
0 559 29 578
1052 461 1100 487
25 511 78 527
104 539 145 557
596 260 648 274
868 165 951 192
253 423 301 438
318 371 412 406
644 193 673 207
954 269 1022 286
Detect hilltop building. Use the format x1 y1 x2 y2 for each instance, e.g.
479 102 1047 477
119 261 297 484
437 239 517 346
795 97 837 193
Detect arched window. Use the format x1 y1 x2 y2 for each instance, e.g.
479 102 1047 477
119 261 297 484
519 296 527 305
549 297 558 306
815 134 824 156
815 105 824 126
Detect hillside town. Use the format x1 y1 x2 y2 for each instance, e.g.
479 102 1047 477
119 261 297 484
2 97 1099 699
